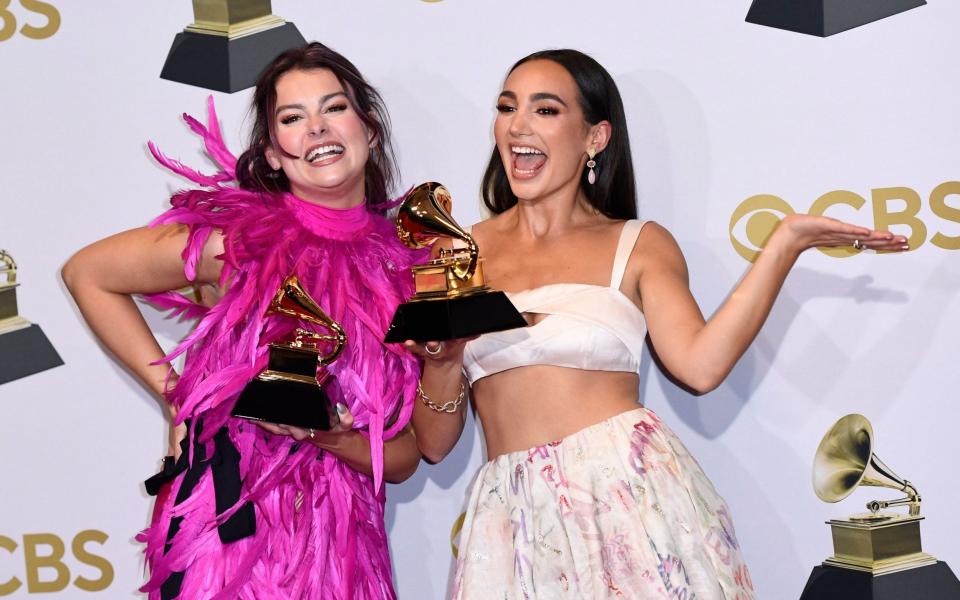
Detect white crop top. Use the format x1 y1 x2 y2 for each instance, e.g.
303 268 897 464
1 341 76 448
463 220 648 385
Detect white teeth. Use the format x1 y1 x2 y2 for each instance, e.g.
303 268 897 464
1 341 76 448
306 144 344 162
511 146 544 155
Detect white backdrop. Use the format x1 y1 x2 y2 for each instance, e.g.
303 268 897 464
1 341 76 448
1 1 958 598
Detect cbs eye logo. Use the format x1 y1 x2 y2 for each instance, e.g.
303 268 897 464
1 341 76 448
729 182 960 262
0 1 59 41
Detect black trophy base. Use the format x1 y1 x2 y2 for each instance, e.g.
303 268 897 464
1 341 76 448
0 324 63 385
384 291 527 343
232 379 332 431
746 0 925 37
160 22 307 93
799 561 960 600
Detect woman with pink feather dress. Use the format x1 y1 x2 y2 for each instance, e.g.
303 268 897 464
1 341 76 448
62 43 422 599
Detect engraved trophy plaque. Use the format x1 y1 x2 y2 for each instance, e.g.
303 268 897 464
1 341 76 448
0 250 63 384
231 275 346 430
161 0 306 92
383 182 526 343
799 414 960 599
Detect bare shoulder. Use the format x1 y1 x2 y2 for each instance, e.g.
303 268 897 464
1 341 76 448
469 209 513 249
633 221 689 281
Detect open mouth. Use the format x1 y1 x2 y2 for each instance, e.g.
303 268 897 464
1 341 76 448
305 144 345 164
511 145 547 178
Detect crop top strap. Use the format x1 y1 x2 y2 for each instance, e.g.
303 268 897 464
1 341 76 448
609 220 646 289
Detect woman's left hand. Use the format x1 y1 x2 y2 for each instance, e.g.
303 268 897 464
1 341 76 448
255 402 354 447
774 214 909 256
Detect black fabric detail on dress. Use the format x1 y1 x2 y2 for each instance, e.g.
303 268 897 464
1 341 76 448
143 420 256 600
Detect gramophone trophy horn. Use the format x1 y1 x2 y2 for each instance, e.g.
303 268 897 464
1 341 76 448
396 183 479 285
799 414 960 600
0 249 63 385
232 275 346 430
384 182 526 343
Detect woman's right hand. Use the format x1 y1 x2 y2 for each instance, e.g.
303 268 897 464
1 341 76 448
404 338 474 464
403 338 474 366
169 421 187 461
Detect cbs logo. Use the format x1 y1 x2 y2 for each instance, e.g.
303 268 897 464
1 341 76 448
729 182 960 262
0 531 113 595
0 1 59 41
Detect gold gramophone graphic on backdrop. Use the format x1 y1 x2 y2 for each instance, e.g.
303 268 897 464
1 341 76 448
383 182 526 343
799 413 960 599
231 275 346 430
161 1 306 93
0 250 63 385
0 250 28 332
812 413 936 574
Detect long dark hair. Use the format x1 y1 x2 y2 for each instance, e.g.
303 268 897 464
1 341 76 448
481 49 637 219
235 42 397 211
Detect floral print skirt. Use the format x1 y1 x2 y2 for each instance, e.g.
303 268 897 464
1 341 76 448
452 407 756 600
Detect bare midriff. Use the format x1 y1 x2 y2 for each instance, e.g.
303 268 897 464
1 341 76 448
472 365 641 459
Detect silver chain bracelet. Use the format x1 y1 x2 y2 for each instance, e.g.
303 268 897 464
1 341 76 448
418 380 465 413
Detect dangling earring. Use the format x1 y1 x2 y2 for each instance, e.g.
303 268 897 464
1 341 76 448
586 148 597 185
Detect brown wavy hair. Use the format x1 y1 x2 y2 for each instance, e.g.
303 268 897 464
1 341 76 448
235 42 397 212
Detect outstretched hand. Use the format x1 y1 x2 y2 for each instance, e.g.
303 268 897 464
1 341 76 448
255 402 355 447
776 214 909 255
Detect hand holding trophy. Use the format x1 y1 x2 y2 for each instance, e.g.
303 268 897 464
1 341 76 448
232 275 346 430
384 182 526 343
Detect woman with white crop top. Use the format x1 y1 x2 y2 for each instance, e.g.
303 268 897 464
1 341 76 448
406 49 908 599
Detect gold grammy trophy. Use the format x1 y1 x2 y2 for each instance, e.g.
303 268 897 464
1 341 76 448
161 0 306 93
232 275 346 430
383 182 526 343
0 250 63 385
798 413 960 599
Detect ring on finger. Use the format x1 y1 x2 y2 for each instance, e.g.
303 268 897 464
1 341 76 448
425 342 444 356
308 428 316 439
852 239 863 250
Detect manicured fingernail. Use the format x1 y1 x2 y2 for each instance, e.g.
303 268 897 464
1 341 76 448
901 244 910 250
336 402 348 414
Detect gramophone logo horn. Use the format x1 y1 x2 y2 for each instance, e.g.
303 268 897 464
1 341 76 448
813 413 920 516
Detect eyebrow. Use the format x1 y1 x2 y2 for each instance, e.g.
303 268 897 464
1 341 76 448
498 90 568 107
275 92 347 114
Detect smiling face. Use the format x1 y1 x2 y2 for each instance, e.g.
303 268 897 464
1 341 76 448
494 59 608 203
265 68 373 207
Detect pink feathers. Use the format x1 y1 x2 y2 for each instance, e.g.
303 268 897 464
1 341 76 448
139 99 421 598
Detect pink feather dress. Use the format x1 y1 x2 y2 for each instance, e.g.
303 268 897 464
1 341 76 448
136 99 422 600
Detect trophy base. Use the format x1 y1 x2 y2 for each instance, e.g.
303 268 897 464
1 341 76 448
231 378 332 431
384 291 527 343
0 323 63 385
746 0 926 37
160 22 307 92
799 561 960 599
824 514 937 574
